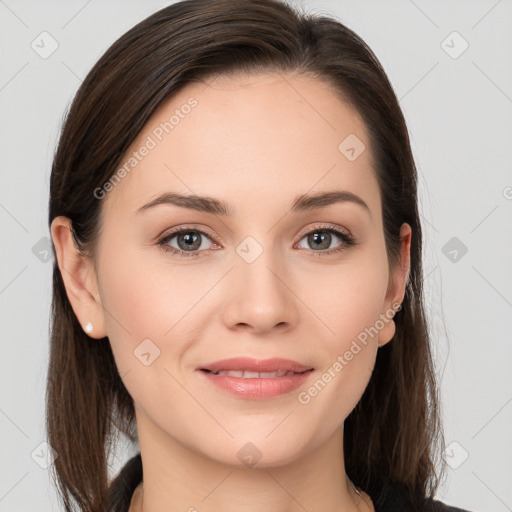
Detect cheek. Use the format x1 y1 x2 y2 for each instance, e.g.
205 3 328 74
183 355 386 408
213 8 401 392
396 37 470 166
95 245 175 364
98 233 389 346
99 231 193 323
96 243 218 371
303 248 389 346
301 249 388 411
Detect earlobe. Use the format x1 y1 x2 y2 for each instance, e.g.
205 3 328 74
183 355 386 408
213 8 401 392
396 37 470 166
50 216 107 339
377 222 412 347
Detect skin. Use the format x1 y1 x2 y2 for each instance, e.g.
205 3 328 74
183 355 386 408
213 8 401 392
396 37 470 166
51 72 411 512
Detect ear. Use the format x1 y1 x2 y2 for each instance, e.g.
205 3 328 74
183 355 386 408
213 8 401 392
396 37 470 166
377 222 412 347
50 216 107 339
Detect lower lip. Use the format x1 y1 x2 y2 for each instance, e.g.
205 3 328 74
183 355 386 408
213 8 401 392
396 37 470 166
198 370 314 399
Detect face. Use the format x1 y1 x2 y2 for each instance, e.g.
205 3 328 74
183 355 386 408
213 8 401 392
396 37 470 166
66 72 409 467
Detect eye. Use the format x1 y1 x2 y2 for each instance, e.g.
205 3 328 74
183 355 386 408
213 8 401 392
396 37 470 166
295 225 356 257
157 227 219 257
157 224 356 258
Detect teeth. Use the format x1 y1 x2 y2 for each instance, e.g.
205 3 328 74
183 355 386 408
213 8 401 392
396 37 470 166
213 370 296 378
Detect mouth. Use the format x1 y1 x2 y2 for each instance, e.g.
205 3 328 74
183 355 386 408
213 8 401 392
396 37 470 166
196 357 314 399
198 356 314 375
199 368 313 378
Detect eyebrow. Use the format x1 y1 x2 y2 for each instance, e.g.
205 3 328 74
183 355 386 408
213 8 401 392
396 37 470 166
136 190 371 218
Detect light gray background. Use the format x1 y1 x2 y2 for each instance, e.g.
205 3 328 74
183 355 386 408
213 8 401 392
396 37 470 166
1 0 511 511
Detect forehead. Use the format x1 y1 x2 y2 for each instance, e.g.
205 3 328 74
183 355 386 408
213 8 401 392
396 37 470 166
101 72 380 222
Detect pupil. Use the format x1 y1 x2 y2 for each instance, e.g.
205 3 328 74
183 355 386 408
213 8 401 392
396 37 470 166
180 232 200 250
310 232 330 250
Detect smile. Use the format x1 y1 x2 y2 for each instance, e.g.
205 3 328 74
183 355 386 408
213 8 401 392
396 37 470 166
202 369 301 378
198 368 314 399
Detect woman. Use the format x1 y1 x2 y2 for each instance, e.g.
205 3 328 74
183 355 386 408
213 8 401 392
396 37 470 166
47 0 472 511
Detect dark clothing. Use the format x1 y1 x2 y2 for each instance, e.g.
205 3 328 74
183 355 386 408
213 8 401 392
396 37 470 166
108 453 471 512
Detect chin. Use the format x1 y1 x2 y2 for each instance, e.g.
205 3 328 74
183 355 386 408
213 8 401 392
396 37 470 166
195 428 313 469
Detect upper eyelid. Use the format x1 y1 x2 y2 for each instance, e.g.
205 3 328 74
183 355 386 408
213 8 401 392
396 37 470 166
161 225 221 245
161 223 351 246
295 223 352 240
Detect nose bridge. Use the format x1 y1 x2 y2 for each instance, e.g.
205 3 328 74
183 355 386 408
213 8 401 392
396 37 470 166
222 235 297 332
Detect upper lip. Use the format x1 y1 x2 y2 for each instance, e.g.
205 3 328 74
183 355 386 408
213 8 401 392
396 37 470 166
199 357 314 373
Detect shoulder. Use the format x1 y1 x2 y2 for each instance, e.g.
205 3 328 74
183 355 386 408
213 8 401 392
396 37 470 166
423 500 472 512
426 499 472 512
368 479 473 512
110 455 474 512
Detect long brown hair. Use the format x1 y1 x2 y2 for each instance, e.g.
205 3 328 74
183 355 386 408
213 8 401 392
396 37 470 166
47 0 446 510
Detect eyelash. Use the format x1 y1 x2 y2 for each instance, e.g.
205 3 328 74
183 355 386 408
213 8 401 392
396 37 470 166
157 224 357 258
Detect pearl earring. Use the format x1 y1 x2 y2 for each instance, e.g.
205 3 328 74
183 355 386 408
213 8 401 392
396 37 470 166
85 321 93 333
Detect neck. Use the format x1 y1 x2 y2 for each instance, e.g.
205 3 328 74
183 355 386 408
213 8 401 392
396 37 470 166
129 409 374 512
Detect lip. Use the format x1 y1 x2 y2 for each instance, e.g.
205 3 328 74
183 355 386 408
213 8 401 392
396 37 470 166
198 357 313 373
196 357 314 400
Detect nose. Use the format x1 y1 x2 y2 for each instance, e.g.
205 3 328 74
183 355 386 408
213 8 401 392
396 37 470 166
220 249 299 335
